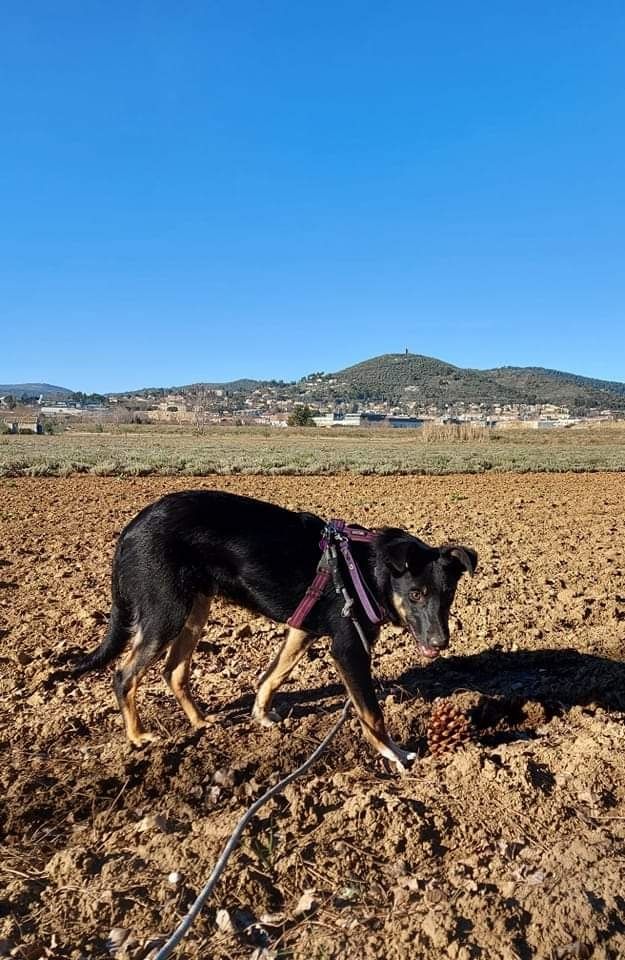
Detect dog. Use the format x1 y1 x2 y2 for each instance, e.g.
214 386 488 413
73 489 476 766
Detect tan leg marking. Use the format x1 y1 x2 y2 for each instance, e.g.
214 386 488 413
118 627 158 747
334 662 417 769
164 594 211 729
122 675 158 747
252 627 313 726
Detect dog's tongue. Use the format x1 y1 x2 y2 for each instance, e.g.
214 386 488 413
409 626 440 659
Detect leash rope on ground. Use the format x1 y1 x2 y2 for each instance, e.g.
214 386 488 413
154 699 352 960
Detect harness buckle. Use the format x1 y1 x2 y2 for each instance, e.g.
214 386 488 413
341 594 355 618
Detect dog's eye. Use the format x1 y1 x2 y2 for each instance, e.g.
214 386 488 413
409 587 428 603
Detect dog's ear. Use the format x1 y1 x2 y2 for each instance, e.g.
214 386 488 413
442 545 478 577
380 536 432 575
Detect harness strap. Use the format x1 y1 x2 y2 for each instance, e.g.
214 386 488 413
337 538 385 625
287 519 385 639
326 518 378 543
287 569 331 629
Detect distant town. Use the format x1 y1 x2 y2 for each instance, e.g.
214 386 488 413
3 353 624 434
0 383 618 435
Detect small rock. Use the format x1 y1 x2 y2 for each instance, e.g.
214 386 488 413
424 887 446 906
167 871 182 886
212 768 235 788
294 889 317 916
216 909 235 934
501 880 517 899
105 928 130 955
137 813 168 833
259 913 286 926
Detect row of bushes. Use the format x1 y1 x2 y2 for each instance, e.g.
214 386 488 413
1 421 64 436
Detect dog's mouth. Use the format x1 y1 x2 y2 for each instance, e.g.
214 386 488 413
408 625 442 659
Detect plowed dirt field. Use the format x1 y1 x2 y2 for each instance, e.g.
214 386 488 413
1 473 625 960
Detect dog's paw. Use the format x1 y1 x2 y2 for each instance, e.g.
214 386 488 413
252 706 282 728
388 752 417 775
384 740 417 770
129 731 159 748
191 715 214 730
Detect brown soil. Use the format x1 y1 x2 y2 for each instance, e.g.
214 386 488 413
1 473 625 960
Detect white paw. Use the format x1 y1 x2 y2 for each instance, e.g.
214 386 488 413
385 740 417 769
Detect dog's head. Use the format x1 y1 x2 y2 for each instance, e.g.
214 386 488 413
375 529 477 659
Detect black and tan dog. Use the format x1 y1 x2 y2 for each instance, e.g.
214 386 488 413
74 490 476 767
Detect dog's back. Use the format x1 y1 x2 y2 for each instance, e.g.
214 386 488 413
117 489 324 612
77 490 325 672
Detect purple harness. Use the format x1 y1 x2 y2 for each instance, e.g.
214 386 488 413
287 520 386 636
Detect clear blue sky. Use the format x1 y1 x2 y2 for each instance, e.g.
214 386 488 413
2 1 624 392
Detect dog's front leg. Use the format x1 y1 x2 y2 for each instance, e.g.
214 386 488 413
253 627 313 726
331 628 416 770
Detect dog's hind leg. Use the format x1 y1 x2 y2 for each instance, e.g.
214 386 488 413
163 594 211 729
252 627 313 727
114 596 192 747
114 624 161 747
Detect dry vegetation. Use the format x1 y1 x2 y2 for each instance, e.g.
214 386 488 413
1 423 625 478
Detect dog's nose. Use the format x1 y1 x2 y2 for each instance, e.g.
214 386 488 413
427 633 448 650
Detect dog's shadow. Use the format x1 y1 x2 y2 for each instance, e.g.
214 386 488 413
396 647 625 712
220 647 625 724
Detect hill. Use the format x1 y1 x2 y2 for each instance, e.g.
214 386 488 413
326 354 519 406
0 383 74 398
321 354 625 413
484 366 625 409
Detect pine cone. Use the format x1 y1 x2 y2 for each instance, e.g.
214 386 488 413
427 699 475 756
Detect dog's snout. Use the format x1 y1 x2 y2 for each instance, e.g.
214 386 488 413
427 633 448 650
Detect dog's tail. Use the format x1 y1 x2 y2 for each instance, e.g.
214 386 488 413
71 602 134 677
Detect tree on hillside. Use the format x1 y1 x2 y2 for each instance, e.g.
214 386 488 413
70 391 108 405
288 404 316 426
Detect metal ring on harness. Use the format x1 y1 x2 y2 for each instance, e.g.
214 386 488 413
287 519 385 657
